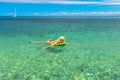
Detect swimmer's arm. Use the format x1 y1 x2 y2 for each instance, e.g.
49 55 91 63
29 40 48 44
42 43 56 49
65 42 80 46
42 45 54 49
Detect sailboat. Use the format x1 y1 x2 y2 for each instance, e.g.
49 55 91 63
13 8 17 18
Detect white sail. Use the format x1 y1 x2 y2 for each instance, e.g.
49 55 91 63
13 8 17 18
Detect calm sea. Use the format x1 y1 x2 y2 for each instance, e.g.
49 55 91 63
0 17 120 80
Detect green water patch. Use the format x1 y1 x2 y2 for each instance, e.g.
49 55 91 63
0 34 120 80
0 18 120 80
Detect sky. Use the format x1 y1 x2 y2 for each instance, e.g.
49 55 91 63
0 0 120 16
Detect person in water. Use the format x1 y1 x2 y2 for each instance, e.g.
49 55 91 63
45 36 65 48
30 36 65 49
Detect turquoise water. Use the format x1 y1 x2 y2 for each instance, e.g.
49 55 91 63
0 18 120 80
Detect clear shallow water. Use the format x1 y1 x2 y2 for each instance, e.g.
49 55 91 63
0 18 120 80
